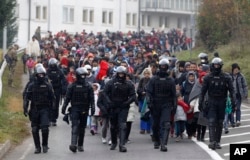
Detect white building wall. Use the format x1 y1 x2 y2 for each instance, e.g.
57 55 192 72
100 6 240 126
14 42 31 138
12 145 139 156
15 0 196 47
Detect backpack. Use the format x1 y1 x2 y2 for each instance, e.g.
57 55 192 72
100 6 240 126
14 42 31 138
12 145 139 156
4 54 12 64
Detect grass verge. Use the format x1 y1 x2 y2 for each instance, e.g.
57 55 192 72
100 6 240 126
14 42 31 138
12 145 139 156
0 53 30 144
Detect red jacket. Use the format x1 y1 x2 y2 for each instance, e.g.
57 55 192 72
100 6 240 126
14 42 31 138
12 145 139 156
96 60 109 81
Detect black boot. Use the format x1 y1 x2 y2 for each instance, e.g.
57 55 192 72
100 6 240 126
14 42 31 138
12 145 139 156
154 141 160 149
215 123 223 149
69 134 78 153
110 143 117 150
119 146 127 152
77 146 84 152
119 123 127 152
201 126 206 142
78 128 85 152
196 125 201 141
41 128 49 153
32 127 41 154
160 122 170 152
208 125 216 150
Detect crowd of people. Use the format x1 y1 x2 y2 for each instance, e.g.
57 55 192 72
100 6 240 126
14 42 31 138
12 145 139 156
20 27 248 154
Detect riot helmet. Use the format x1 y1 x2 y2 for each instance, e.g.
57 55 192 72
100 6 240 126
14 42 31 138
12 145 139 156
35 66 46 83
76 67 88 83
48 58 58 69
115 66 127 82
84 64 92 75
211 57 223 74
158 58 169 77
198 52 208 65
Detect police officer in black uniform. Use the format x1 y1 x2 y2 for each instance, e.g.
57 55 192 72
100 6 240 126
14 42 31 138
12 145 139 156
146 58 177 152
47 58 67 126
199 57 236 150
61 67 95 153
103 66 136 152
23 66 55 154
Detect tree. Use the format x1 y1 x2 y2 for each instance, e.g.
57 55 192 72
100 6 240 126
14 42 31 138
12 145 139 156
197 0 237 51
0 0 18 47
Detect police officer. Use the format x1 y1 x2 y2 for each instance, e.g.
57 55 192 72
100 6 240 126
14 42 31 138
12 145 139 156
47 58 67 126
198 52 209 65
103 66 136 152
146 58 177 152
199 57 236 150
23 66 55 154
61 67 95 153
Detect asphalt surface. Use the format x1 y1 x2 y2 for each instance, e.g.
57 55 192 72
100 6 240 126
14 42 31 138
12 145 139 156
2 73 250 160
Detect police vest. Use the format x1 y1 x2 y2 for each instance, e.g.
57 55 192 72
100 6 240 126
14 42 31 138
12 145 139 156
71 83 90 106
153 77 172 99
208 74 227 97
111 81 130 102
32 83 50 106
48 70 61 88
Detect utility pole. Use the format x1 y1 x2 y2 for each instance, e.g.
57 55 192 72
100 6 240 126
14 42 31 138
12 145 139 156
28 0 31 41
138 0 141 38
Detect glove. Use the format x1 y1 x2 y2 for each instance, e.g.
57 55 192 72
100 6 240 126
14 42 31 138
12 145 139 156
61 104 67 115
91 107 95 116
23 109 28 117
121 101 130 108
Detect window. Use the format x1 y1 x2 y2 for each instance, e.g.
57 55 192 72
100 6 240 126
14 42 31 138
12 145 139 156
89 10 94 23
147 15 151 27
165 17 169 27
36 6 41 19
142 14 145 26
63 6 74 23
109 11 113 24
177 17 181 28
43 6 47 20
102 11 107 24
126 13 131 25
132 13 137 26
159 16 163 27
82 9 88 22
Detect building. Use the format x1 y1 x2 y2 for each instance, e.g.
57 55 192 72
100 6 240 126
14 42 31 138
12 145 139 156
15 0 200 47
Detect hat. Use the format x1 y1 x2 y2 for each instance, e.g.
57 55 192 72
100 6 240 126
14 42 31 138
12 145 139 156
71 47 76 51
232 63 240 71
214 52 219 57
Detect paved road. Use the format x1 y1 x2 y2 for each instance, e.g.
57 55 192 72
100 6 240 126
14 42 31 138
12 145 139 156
3 74 250 160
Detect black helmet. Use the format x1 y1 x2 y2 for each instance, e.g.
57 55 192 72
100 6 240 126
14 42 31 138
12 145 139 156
36 66 46 83
76 67 88 83
116 66 127 82
48 58 58 69
158 59 169 77
198 52 208 65
211 57 223 74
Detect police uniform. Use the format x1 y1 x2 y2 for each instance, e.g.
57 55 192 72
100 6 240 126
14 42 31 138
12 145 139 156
199 58 236 150
62 67 95 153
47 58 67 126
146 59 176 152
23 67 55 154
103 66 136 152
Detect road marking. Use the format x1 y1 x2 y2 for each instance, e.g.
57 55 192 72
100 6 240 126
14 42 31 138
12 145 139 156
192 138 224 160
241 119 250 122
242 104 250 108
224 153 229 156
241 114 250 117
220 140 250 147
205 132 250 141
241 109 250 111
206 124 250 133
19 143 32 160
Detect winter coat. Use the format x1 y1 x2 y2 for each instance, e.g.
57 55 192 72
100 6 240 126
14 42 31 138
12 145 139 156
231 72 248 100
174 100 190 121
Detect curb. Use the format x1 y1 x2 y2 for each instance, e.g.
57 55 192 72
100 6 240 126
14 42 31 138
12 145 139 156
0 140 11 159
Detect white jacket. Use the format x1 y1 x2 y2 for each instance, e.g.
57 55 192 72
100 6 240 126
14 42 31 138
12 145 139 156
174 105 187 121
127 102 137 122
